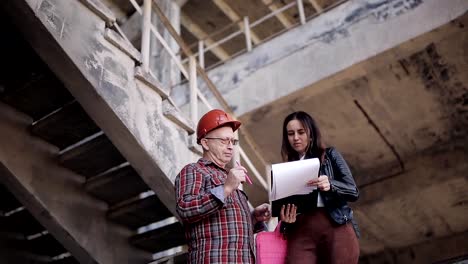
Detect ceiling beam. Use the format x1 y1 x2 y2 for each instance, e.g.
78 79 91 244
308 0 323 13
261 0 294 28
212 0 261 45
180 12 230 61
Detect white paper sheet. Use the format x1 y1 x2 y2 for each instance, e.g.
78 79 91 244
270 158 320 201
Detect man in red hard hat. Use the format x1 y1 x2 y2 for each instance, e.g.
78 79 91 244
175 109 271 264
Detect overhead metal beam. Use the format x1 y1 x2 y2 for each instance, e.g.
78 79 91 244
261 0 294 28
180 12 230 61
212 0 261 44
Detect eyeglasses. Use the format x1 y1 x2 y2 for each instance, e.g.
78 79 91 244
204 137 239 146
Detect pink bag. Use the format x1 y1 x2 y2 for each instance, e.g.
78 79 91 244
256 222 287 264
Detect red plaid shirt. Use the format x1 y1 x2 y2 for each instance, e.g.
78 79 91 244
175 158 255 263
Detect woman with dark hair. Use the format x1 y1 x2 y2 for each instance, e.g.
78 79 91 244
279 111 360 264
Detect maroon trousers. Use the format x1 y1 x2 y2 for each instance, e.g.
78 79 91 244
286 209 359 264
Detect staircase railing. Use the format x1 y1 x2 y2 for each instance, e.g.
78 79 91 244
124 0 349 192
127 0 269 190
180 0 349 70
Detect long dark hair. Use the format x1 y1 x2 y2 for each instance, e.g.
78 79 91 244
281 111 326 162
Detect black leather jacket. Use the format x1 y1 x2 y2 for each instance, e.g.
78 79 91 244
321 147 360 237
281 147 360 237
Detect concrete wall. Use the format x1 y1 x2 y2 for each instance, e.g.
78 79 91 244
172 0 468 116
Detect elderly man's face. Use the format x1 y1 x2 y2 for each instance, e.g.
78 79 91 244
201 126 235 168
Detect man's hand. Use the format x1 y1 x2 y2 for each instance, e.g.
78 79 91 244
253 203 271 222
307 175 330 191
223 166 246 196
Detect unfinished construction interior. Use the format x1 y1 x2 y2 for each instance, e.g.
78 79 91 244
0 0 467 263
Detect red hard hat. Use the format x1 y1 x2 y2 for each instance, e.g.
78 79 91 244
197 109 241 144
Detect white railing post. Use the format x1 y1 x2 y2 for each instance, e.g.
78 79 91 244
296 0 306 25
239 147 269 190
189 56 198 124
243 17 252 52
234 134 242 190
198 40 205 69
141 0 152 72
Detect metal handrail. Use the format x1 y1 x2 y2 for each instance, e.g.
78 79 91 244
127 0 269 190
184 0 291 51
181 0 298 65
179 0 349 69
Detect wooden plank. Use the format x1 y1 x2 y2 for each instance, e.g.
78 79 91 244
25 233 67 257
1 74 74 121
180 12 230 61
130 222 185 252
0 184 22 213
107 194 172 230
85 165 149 206
4 209 45 237
308 0 323 13
31 101 100 150
212 0 261 44
261 0 294 28
59 134 126 178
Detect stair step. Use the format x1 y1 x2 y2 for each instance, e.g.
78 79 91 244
162 99 195 134
129 222 185 252
24 233 67 257
78 0 116 26
134 66 169 99
0 184 22 213
107 194 172 230
31 101 100 150
52 256 79 264
157 252 188 264
0 73 74 121
85 165 149 205
3 209 46 237
59 134 126 178
173 253 188 264
104 28 141 63
0 20 51 97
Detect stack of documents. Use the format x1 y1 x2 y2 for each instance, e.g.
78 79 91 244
270 158 320 216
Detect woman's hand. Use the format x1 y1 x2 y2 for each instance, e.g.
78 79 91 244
307 175 331 191
280 204 297 223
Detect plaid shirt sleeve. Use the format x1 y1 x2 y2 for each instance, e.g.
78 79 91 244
175 164 224 224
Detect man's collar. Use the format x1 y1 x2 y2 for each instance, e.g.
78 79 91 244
198 158 228 172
